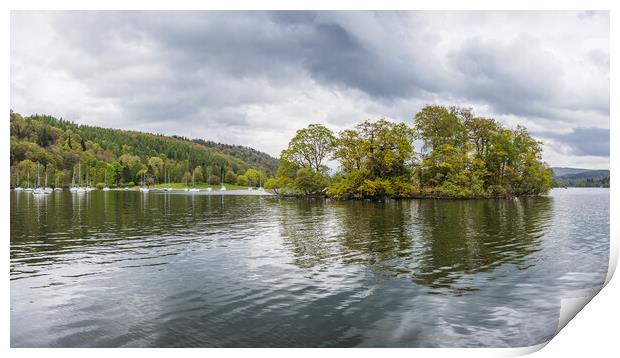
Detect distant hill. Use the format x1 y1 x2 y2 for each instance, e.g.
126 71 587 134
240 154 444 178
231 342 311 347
191 139 278 174
551 167 592 177
552 167 610 188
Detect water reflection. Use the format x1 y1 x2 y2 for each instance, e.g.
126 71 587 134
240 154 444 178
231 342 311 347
10 189 608 347
275 197 552 293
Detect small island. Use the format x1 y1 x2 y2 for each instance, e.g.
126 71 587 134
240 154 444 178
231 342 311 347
266 105 554 199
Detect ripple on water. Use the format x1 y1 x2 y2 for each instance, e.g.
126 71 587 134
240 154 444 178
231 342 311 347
10 189 610 347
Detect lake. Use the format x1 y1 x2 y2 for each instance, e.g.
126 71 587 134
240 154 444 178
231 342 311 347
10 188 609 347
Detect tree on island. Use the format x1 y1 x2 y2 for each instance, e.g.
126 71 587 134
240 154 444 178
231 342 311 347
266 105 553 199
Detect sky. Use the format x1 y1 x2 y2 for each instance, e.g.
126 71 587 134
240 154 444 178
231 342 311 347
10 11 610 169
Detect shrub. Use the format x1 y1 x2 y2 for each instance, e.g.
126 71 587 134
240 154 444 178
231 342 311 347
487 185 508 197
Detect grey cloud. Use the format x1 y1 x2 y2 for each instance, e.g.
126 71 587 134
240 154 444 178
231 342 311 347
448 35 566 117
10 11 610 166
537 127 610 157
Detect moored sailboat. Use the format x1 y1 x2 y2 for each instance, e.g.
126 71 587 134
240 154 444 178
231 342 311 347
32 163 49 195
140 172 150 192
14 174 23 191
189 171 199 192
24 172 33 192
54 176 63 191
102 171 110 191
163 172 171 192
43 170 53 193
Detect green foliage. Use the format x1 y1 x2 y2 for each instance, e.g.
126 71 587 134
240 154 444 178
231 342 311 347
244 168 262 186
9 111 273 188
275 105 554 199
236 175 249 186
294 168 329 195
225 170 237 184
269 125 335 196
193 166 204 183
191 138 278 174
281 124 336 172
264 176 290 195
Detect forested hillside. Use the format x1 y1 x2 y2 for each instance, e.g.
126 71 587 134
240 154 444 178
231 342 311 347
9 111 276 188
553 169 610 187
191 139 278 173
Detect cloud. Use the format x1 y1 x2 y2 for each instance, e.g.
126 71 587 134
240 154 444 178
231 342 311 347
10 11 610 168
537 127 610 157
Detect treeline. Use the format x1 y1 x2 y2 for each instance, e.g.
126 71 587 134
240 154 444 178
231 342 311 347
10 111 274 188
554 170 610 188
191 139 279 174
266 105 554 199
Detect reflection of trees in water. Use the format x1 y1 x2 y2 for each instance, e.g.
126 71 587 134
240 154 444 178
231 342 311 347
273 198 337 269
13 192 553 292
11 193 271 270
11 193 218 269
277 197 552 293
332 201 414 268
410 198 552 292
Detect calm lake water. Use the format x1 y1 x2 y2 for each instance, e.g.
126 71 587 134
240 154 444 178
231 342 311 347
10 188 609 347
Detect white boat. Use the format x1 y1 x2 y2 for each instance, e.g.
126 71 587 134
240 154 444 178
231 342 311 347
102 172 110 191
33 187 47 195
139 172 149 192
188 172 199 192
124 187 129 191
206 187 212 191
54 177 62 191
70 162 86 193
43 171 53 193
162 171 171 192
257 178 264 192
14 174 23 191
32 164 50 195
24 172 33 192
219 185 226 191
